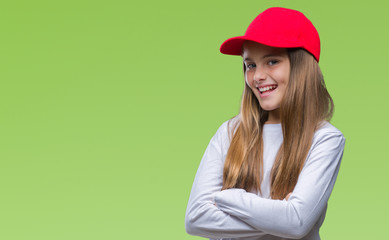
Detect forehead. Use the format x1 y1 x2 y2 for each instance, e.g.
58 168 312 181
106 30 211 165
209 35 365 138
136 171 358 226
241 41 287 59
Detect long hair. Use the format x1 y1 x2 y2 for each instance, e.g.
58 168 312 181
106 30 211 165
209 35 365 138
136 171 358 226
222 48 334 199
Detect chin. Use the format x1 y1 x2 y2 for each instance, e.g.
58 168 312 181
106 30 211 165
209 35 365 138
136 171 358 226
256 97 280 111
259 104 279 112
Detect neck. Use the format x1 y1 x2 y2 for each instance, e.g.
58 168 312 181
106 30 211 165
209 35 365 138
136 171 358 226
266 108 281 124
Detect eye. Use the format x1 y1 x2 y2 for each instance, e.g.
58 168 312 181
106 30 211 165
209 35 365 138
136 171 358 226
246 63 256 70
268 60 279 66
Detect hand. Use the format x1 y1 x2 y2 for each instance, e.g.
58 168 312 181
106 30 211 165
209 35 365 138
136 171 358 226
285 192 292 201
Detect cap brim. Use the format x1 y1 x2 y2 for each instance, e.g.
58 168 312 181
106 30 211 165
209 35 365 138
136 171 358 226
220 35 305 56
219 36 247 55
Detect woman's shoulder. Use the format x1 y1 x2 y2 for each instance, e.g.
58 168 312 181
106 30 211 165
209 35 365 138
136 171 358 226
313 121 346 146
316 121 344 136
217 114 240 137
211 114 241 149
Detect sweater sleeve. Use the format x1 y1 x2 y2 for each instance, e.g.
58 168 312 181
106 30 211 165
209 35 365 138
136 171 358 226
214 130 345 239
185 121 266 239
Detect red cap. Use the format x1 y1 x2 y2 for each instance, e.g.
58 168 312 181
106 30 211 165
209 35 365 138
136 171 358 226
219 7 321 62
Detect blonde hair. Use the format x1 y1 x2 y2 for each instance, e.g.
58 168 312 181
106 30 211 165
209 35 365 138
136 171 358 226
222 48 334 199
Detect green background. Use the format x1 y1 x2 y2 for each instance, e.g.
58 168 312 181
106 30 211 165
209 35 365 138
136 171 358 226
0 0 387 239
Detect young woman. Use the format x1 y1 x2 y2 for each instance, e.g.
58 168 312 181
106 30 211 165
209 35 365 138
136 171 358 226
185 7 345 240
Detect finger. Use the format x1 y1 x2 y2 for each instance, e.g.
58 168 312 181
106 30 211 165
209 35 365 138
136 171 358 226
285 192 292 200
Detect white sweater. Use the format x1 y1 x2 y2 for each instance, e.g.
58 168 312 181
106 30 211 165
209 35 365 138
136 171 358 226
185 116 345 240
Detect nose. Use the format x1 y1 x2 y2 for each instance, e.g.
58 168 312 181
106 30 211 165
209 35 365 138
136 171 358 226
253 67 266 83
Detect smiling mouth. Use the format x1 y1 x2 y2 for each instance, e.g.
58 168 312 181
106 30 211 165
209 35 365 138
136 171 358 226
257 84 278 94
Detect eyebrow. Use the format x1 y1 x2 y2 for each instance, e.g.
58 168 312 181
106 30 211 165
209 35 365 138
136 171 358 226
243 53 284 62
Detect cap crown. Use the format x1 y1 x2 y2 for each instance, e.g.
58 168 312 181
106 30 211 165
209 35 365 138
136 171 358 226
220 7 321 62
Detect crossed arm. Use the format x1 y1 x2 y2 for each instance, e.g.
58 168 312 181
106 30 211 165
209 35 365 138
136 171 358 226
185 123 345 239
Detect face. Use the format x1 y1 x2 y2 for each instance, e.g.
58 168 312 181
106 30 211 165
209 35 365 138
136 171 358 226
241 41 290 121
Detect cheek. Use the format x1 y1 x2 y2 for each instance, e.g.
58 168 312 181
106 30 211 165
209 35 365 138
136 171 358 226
244 74 250 86
274 74 289 89
276 83 289 102
245 73 253 85
272 65 290 85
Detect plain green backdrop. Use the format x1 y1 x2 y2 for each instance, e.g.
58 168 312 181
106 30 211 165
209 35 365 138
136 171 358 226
0 0 388 239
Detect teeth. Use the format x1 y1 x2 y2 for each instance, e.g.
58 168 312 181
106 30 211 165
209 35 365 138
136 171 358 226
259 85 277 92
